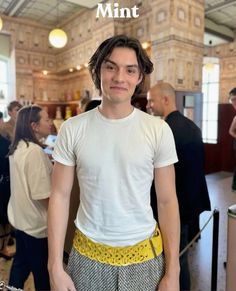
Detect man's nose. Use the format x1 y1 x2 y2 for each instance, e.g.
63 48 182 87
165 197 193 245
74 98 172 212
113 68 124 82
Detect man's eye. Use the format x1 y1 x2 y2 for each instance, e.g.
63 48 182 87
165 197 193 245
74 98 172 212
105 64 116 71
127 68 138 74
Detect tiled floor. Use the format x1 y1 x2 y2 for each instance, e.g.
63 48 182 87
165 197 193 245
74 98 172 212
0 252 34 290
189 171 236 291
0 171 235 290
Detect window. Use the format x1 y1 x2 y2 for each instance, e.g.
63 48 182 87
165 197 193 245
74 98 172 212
202 57 220 144
0 57 9 119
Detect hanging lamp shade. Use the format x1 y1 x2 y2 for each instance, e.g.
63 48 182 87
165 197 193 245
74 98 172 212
49 28 68 48
0 17 3 31
205 62 214 71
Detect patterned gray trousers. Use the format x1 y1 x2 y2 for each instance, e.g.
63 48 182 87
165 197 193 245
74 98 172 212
67 247 165 291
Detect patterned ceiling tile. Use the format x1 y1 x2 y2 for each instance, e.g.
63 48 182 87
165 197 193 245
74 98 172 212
0 0 83 27
0 0 236 37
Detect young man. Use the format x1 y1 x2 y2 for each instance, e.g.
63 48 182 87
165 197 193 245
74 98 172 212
228 87 236 191
0 101 22 141
48 35 180 291
147 82 211 290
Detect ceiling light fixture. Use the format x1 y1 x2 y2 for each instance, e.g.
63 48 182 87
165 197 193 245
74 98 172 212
204 40 214 72
205 62 214 71
49 0 68 48
142 41 150 50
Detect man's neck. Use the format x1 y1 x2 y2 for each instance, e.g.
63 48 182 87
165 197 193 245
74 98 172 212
163 105 177 119
99 100 134 119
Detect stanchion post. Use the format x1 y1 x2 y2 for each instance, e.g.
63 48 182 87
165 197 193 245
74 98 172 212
211 208 219 291
226 204 236 291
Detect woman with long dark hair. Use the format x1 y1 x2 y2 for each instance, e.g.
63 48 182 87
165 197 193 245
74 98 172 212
8 105 52 290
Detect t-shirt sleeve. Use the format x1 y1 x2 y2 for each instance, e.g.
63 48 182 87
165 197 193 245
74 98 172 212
27 147 52 200
154 120 178 168
52 120 76 166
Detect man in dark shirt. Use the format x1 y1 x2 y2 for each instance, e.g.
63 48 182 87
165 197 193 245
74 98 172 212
147 82 211 290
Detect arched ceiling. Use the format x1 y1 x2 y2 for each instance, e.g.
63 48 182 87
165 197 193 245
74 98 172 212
0 0 235 45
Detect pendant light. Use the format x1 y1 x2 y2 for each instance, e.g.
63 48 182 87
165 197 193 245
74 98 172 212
0 16 3 31
49 0 68 48
204 40 214 72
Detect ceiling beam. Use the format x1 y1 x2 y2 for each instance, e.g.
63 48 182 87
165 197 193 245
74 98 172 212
205 0 236 15
65 0 103 9
3 0 24 15
205 17 234 42
13 0 33 16
3 0 32 17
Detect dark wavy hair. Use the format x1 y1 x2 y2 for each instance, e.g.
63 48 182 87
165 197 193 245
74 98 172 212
229 87 236 96
85 100 101 112
89 35 153 96
9 105 43 155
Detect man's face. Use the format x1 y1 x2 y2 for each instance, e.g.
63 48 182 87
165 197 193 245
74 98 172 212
100 47 142 104
9 106 21 121
229 94 236 110
146 90 165 116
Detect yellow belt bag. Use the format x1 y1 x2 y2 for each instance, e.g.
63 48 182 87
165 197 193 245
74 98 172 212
73 226 163 266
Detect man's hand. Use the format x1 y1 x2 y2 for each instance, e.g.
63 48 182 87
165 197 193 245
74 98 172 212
49 266 76 291
157 272 180 291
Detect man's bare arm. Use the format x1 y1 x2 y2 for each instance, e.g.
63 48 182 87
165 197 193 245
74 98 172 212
47 162 76 291
155 165 180 291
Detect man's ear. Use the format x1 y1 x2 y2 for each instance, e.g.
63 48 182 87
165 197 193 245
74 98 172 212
163 95 169 104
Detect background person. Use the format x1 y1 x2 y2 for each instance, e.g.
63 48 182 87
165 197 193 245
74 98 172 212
0 101 22 141
0 134 12 259
0 111 3 124
0 101 22 258
7 105 52 290
147 82 211 291
228 87 236 191
48 35 180 291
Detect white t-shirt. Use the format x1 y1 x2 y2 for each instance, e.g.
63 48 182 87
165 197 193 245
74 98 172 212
8 141 52 238
53 108 178 246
